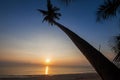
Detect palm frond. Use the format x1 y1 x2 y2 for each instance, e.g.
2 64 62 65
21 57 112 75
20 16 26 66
38 0 61 25
53 7 60 11
37 9 48 15
110 34 120 62
47 0 52 11
97 0 120 21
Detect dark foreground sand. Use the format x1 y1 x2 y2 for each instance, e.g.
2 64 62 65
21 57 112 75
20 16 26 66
0 73 102 80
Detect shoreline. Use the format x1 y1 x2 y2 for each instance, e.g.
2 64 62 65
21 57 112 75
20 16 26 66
0 73 102 80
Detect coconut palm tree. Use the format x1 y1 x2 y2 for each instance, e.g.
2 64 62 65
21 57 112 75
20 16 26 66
97 0 120 63
38 0 120 80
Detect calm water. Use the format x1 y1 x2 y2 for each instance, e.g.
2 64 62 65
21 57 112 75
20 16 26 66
0 66 95 75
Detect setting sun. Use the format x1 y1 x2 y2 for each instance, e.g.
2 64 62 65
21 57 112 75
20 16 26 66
46 58 51 63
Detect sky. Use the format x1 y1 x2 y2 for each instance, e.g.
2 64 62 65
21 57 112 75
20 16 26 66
0 0 120 75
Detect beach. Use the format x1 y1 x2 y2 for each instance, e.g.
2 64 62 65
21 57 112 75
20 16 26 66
0 73 102 80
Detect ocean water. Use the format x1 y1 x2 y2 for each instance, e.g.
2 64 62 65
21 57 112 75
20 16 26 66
0 66 95 75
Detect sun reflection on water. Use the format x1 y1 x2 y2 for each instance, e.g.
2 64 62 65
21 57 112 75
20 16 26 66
45 66 49 75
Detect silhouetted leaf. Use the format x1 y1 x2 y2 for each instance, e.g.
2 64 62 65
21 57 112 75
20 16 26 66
38 0 61 25
97 0 120 21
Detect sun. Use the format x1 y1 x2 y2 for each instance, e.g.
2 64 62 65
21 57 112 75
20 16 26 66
46 58 51 63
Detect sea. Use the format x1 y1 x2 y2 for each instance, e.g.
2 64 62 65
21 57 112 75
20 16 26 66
0 65 95 75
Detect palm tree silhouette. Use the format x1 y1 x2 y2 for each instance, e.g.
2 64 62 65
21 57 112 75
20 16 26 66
38 0 61 25
97 0 120 63
38 0 120 80
112 35 120 62
97 0 120 21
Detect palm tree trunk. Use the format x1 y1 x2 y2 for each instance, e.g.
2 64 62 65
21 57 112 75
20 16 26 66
53 20 120 80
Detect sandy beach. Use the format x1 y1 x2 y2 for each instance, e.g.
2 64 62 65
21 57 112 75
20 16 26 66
0 73 102 80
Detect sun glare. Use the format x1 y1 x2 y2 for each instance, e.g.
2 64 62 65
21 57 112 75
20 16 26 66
45 58 51 75
46 58 51 64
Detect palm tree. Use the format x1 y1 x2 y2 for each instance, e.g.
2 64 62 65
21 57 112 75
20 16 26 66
97 0 120 63
38 0 120 80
